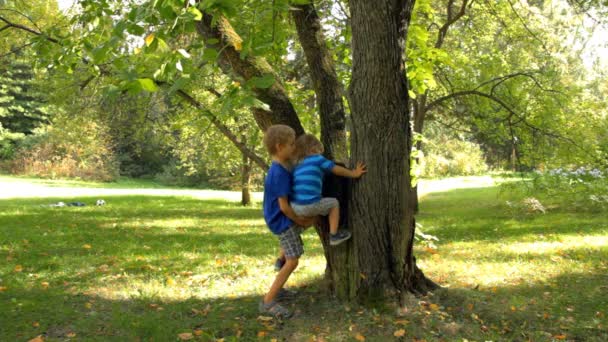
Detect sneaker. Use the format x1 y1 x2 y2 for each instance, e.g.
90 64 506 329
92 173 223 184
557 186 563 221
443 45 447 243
274 258 285 272
330 230 352 246
259 299 292 319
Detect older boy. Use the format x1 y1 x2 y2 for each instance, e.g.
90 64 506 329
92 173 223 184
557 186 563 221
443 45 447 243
260 124 314 319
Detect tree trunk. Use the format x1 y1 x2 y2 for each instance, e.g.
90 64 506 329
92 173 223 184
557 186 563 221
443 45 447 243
334 0 436 300
241 153 252 206
292 3 348 162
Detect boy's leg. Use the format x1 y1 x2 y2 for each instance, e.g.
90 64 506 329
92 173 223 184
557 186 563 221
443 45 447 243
264 257 298 304
261 225 304 318
274 248 286 271
328 206 339 235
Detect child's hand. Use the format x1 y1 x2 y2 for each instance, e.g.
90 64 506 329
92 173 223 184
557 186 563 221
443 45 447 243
352 161 367 178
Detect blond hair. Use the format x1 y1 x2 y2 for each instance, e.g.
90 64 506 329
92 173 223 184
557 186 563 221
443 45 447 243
263 124 295 155
295 134 324 160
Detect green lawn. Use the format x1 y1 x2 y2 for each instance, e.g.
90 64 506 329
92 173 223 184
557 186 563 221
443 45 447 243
0 176 606 341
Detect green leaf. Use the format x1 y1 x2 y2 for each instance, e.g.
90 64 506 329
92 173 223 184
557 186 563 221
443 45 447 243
290 0 312 5
247 74 275 89
137 78 158 92
168 77 189 94
187 7 203 21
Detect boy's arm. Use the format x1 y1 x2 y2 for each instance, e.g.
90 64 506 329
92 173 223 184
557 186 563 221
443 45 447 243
332 161 367 178
278 197 316 227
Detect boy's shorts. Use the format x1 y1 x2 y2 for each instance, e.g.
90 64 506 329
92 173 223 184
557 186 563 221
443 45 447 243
279 225 305 258
291 197 339 217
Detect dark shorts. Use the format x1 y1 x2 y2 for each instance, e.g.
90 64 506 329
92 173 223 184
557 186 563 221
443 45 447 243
278 225 305 259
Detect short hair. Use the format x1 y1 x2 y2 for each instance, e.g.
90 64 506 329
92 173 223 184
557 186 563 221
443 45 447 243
263 124 296 155
295 133 324 160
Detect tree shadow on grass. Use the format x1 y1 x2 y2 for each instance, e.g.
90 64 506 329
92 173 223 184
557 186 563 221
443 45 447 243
434 271 608 341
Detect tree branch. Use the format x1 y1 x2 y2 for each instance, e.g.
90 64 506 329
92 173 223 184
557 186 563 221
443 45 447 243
173 88 269 172
291 2 348 161
0 15 59 44
435 0 471 49
194 7 305 136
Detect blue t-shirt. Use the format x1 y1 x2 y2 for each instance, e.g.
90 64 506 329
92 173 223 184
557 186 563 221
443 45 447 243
292 154 336 205
263 161 294 235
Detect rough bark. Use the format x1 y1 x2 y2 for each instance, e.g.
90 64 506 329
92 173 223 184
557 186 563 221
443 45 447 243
345 0 436 300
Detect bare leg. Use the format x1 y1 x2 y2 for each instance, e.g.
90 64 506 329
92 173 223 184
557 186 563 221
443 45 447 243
328 206 340 235
264 258 299 304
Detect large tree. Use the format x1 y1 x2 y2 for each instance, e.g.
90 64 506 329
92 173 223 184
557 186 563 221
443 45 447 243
0 0 439 300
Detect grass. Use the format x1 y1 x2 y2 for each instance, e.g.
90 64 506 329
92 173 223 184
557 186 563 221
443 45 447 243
0 176 606 341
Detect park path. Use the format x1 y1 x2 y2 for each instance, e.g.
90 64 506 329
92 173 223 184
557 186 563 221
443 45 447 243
0 175 497 201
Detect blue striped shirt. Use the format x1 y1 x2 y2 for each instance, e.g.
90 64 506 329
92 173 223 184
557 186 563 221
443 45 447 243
292 154 336 205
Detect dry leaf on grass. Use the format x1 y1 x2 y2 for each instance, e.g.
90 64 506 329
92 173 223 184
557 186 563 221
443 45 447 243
177 332 193 340
28 336 44 342
355 333 365 341
394 329 406 337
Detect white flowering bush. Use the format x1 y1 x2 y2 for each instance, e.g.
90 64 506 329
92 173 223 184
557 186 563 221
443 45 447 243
504 167 608 212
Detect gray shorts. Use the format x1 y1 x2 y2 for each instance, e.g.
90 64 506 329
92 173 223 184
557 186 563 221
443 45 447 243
291 197 339 217
278 225 305 259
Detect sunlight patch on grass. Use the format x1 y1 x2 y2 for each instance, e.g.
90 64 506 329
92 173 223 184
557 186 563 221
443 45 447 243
503 235 608 254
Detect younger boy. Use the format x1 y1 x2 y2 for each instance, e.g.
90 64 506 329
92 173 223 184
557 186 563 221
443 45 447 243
291 134 366 245
260 125 315 319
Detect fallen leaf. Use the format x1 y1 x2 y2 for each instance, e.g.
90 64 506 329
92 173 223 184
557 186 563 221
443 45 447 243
467 303 474 311
41 282 49 289
355 333 365 341
257 315 273 322
360 273 367 279
0 286 7 292
429 304 439 311
66 332 76 337
257 331 267 337
85 302 93 309
82 244 92 249
28 336 44 342
394 329 406 337
32 322 40 327
553 334 567 340
14 265 23 272
177 332 193 340
510 306 516 312
166 277 176 286
424 247 438 254
193 329 203 336
394 319 409 325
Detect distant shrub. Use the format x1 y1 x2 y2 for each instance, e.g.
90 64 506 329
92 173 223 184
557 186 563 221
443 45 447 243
419 138 488 178
500 167 608 212
9 115 119 181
